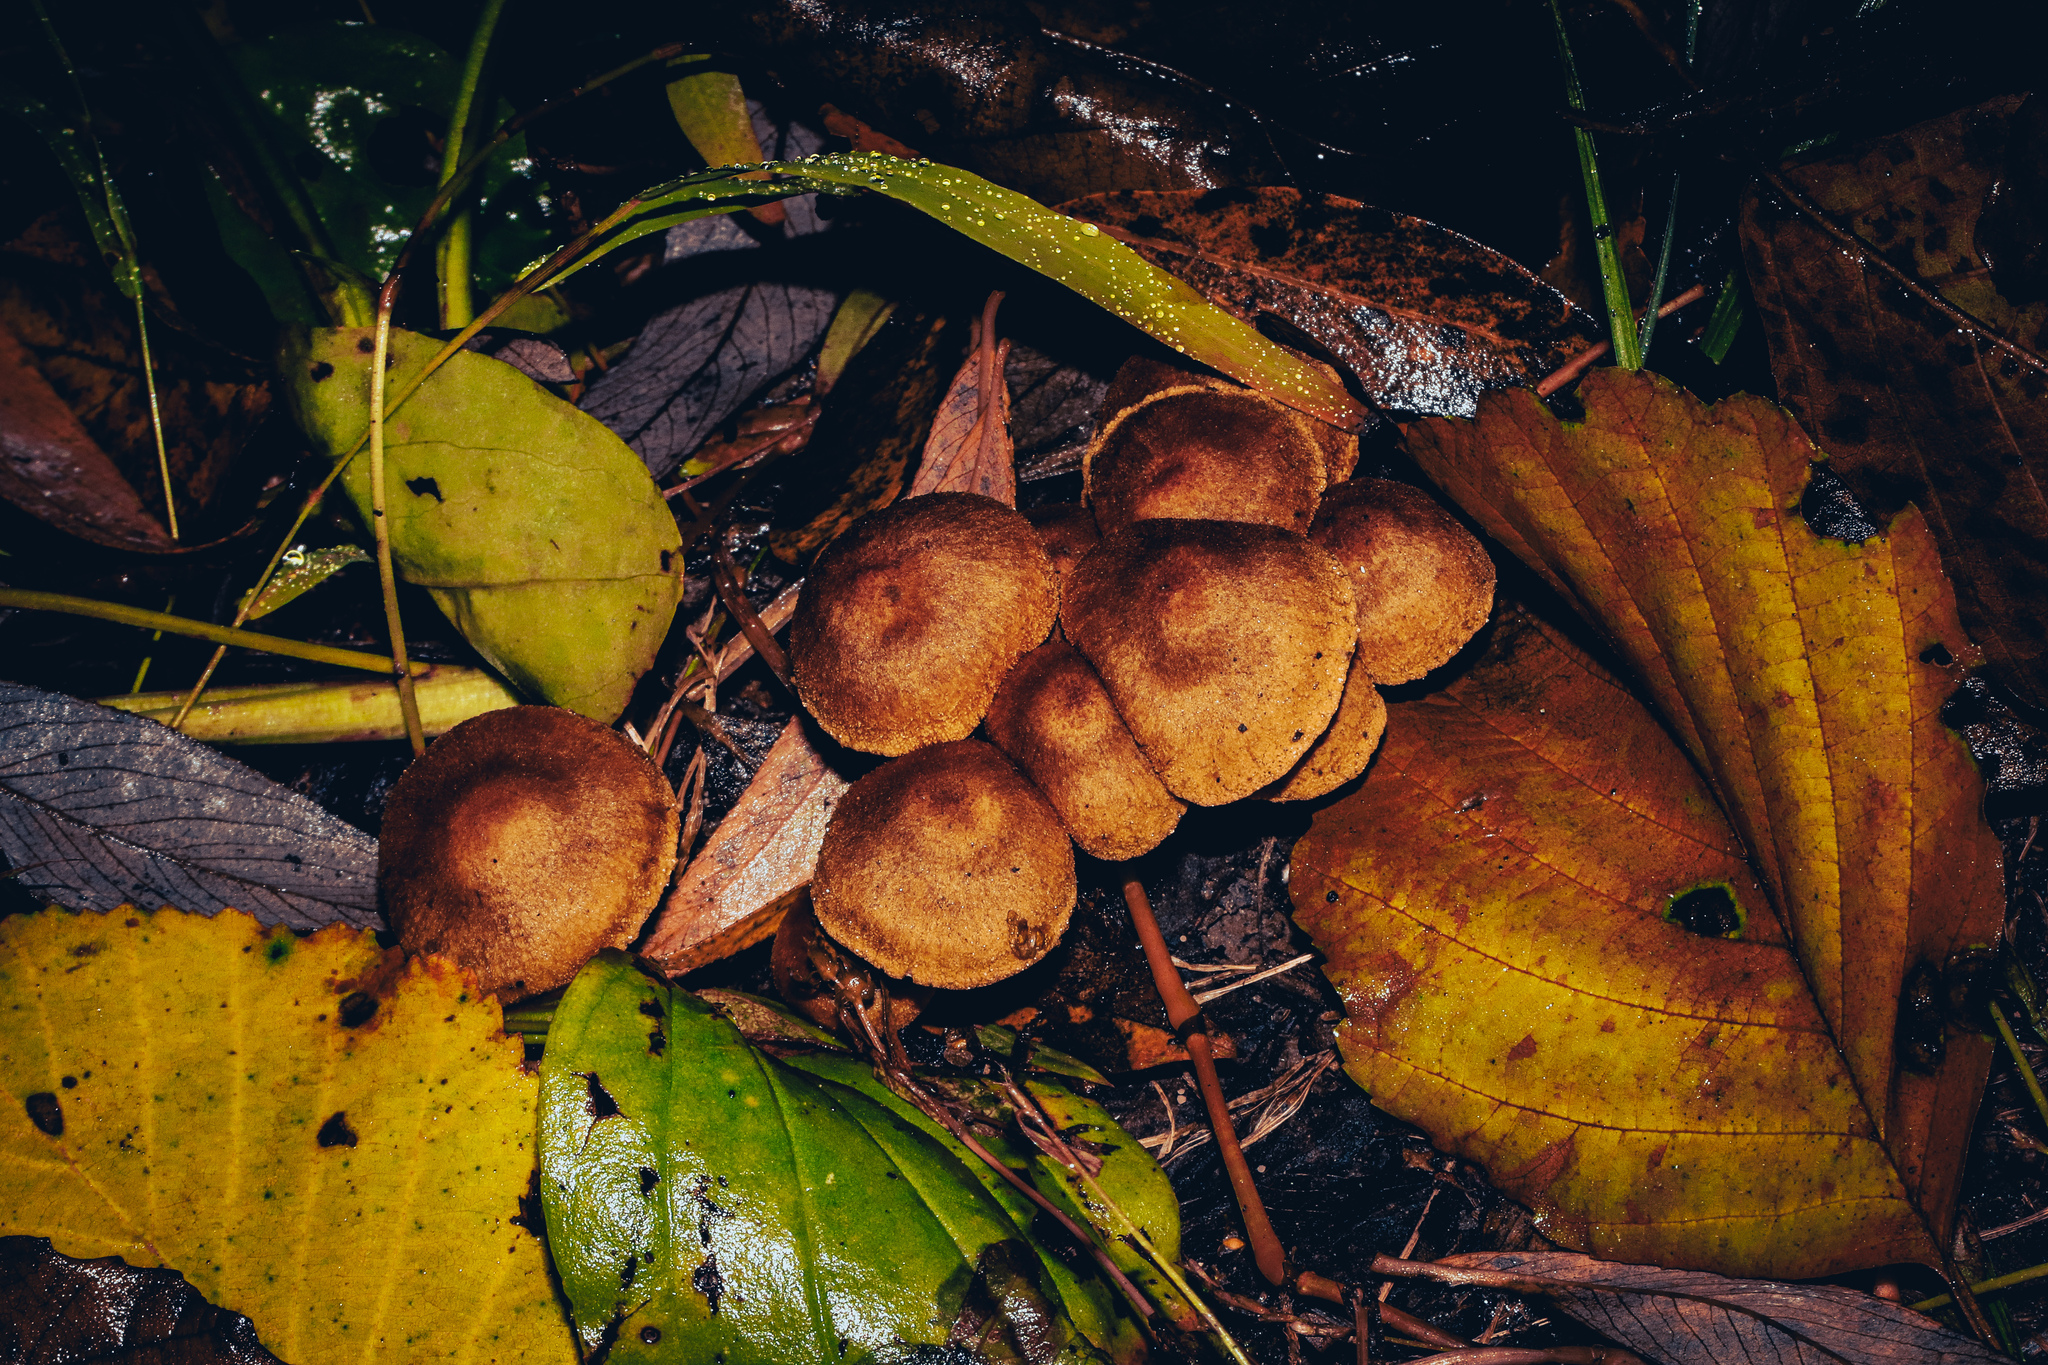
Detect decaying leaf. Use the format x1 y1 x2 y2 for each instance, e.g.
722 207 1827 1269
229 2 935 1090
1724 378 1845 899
0 907 573 1364
0 1236 281 1364
1403 1250 2001 1365
1060 188 1599 416
910 307 1015 504
540 951 1140 1363
0 320 172 551
1740 95 2048 713
282 326 686 723
642 716 855 975
1008 341 1110 482
0 683 378 929
1300 367 2004 1277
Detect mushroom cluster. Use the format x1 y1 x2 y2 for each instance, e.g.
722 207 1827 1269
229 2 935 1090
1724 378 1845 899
785 354 1495 997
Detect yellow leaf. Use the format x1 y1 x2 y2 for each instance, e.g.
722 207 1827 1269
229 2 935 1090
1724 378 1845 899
0 907 574 1364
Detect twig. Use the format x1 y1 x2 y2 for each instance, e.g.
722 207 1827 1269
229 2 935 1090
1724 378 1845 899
0 589 428 676
1297 1272 1470 1351
368 278 426 756
1401 1349 1643 1365
1535 283 1707 396
1192 952 1316 1005
1985 1204 2048 1241
1123 876 1287 1285
678 491 794 689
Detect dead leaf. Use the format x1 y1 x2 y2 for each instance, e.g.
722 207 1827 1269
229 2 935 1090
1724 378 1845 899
1740 94 2048 713
0 1236 281 1364
1060 188 1599 417
1008 341 1111 483
910 295 1015 505
0 321 172 551
0 683 379 929
1294 606 1952 1277
641 715 857 974
1390 1250 2001 1365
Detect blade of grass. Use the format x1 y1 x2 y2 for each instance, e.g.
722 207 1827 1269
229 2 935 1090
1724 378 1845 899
1549 0 1640 372
435 0 509 328
368 278 426 756
0 588 428 675
1699 269 1745 363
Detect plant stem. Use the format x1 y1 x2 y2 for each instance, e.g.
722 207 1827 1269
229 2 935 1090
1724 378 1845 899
1911 1260 2048 1313
1995 1000 2048 1135
369 278 426 757
0 589 424 675
435 0 508 328
1635 173 1680 363
1121 876 1287 1285
128 594 173 693
1549 0 1640 371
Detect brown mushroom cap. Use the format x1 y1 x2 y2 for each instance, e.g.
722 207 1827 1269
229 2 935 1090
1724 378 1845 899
789 492 1058 756
1022 503 1102 583
986 639 1185 860
770 891 929 1033
1062 519 1356 805
1101 352 1359 485
379 706 679 997
1086 387 1328 537
1311 478 1495 684
1257 655 1387 801
812 740 1076 990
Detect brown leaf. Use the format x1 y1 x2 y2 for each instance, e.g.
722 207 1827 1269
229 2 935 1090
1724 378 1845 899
1059 188 1599 417
641 715 856 974
1299 369 2005 1278
1389 1251 2000 1365
911 300 1016 506
1740 95 2048 712
0 1236 282 1364
0 321 172 550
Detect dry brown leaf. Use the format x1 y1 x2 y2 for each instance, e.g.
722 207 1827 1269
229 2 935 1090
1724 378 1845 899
910 297 1015 506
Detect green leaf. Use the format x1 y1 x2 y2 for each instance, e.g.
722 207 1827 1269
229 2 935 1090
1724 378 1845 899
243 543 371 619
549 157 1363 429
280 326 685 722
201 166 321 325
0 82 141 300
540 952 1131 1364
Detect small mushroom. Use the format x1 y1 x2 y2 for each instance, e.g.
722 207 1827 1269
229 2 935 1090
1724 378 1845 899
985 639 1185 860
379 706 679 998
770 892 929 1034
812 740 1076 990
1100 352 1360 485
1022 503 1102 583
1256 655 1387 801
789 492 1058 755
1062 519 1356 805
1086 385 1328 536
1311 478 1495 683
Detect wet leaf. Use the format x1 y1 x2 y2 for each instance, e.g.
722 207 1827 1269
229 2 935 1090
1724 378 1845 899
581 112 837 480
0 1236 281 1364
0 906 573 1363
910 317 1015 504
281 326 686 723
1060 188 1599 417
1740 95 2048 713
642 716 854 975
1007 341 1110 482
539 951 1130 1363
1409 1251 2001 1365
0 319 172 551
1308 369 2007 1277
242 544 371 620
0 683 378 929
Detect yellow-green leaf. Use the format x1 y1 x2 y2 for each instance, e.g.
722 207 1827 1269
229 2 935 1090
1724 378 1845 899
281 327 686 722
0 906 573 1364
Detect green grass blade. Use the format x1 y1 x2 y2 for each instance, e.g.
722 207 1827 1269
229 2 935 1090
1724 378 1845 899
1550 0 1641 373
1700 269 1745 363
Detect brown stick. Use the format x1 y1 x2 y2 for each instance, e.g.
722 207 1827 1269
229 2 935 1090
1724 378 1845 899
1123 876 1286 1284
1398 1351 1644 1365
1535 283 1708 396
1296 1272 1469 1351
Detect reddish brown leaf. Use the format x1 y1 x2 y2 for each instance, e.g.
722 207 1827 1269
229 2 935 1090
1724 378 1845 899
1740 95 2048 712
911 297 1016 506
1059 188 1599 417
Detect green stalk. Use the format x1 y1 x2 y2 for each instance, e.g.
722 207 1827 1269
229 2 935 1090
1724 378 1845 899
435 0 509 329
0 589 427 675
369 278 427 756
1550 0 1641 371
1994 1001 2048 1135
1700 269 1745 363
1912 1261 2048 1314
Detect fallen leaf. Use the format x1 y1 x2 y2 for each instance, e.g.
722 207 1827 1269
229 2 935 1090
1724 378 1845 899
281 326 686 723
243 544 371 619
641 716 854 975
0 319 172 551
1396 1250 2001 1365
0 1236 281 1364
582 111 837 480
0 683 378 929
1008 341 1110 483
1740 95 2048 713
910 302 1015 504
1060 187 1599 416
540 951 1137 1362
97 666 520 747
0 906 573 1364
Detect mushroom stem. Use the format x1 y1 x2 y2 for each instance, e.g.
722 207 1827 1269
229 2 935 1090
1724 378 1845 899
1121 876 1287 1285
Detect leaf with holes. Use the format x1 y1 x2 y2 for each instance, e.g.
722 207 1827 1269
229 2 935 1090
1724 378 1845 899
0 682 378 929
281 326 685 723
1295 369 2004 1279
538 950 1149 1363
0 906 573 1364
